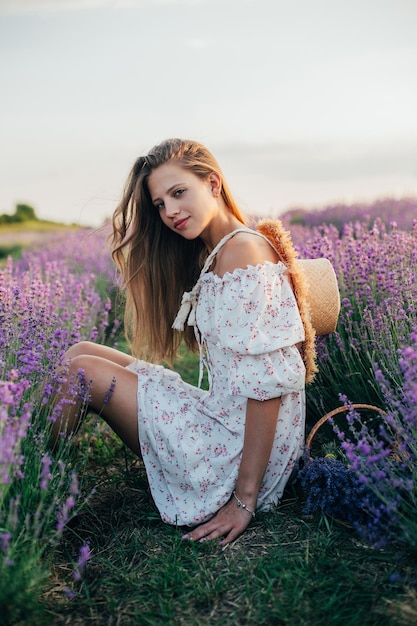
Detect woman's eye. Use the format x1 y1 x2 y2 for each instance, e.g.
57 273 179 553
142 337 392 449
174 188 185 198
154 201 164 210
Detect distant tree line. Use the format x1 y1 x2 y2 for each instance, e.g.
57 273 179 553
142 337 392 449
0 204 38 224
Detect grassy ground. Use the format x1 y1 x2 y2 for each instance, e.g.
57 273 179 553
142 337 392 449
45 432 417 626
43 352 417 626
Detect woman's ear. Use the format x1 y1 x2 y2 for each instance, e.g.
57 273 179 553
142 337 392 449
209 172 221 198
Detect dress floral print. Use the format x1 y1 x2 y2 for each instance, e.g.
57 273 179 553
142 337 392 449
127 245 306 527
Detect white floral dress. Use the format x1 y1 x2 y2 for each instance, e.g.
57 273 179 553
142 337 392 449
126 229 306 526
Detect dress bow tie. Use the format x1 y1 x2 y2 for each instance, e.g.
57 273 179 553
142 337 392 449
171 285 200 331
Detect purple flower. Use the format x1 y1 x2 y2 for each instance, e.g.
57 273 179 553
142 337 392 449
73 543 91 581
0 532 12 554
0 379 32 486
328 328 417 549
40 454 52 490
56 495 76 534
103 376 117 405
69 472 79 496
298 456 377 526
64 586 76 600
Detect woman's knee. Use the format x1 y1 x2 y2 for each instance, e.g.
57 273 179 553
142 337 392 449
63 341 101 362
69 354 118 383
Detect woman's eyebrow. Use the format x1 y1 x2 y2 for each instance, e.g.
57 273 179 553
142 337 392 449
167 183 185 193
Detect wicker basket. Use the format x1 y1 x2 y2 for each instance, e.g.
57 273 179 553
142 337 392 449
306 403 387 452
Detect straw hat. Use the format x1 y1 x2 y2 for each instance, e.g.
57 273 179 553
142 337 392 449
256 219 341 341
296 258 341 336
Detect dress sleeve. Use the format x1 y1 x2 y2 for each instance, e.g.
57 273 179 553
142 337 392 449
213 262 306 400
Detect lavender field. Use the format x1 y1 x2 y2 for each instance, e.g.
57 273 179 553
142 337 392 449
1 198 417 625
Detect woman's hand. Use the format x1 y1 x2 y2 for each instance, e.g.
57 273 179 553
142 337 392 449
182 495 254 545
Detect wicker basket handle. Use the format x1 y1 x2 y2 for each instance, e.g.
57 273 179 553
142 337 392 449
306 403 387 450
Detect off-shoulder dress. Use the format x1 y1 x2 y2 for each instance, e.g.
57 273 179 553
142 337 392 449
126 228 306 526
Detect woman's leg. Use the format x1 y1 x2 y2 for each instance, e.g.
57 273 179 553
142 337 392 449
51 342 141 456
62 340 135 368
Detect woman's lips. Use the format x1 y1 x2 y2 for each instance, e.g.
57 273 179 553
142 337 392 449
174 217 189 230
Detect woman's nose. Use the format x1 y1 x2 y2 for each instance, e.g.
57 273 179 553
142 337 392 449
165 202 179 217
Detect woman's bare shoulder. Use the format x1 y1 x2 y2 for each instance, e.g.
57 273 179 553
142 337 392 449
213 231 279 278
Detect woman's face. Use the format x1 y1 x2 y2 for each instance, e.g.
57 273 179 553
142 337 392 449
147 162 220 240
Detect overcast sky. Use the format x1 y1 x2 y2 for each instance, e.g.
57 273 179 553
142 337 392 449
1 0 416 226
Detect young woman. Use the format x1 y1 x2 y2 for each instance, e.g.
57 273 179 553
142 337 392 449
52 138 309 545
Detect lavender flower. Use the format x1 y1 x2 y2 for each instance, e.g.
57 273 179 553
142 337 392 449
103 376 117 405
281 196 417 232
0 379 32 489
39 454 52 491
73 543 91 581
0 225 125 615
298 456 377 526
56 495 76 535
330 330 417 549
0 532 11 554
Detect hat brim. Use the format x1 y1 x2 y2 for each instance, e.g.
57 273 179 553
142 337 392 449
296 258 341 336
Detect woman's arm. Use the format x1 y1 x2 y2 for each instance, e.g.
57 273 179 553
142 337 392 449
182 396 281 544
234 396 281 512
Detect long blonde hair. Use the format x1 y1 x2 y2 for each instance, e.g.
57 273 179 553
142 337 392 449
111 138 247 362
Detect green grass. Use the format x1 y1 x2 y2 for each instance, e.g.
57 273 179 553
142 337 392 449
35 352 417 626
0 243 23 259
0 220 80 233
44 437 416 626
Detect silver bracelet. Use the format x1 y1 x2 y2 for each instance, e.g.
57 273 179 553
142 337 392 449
232 490 256 518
